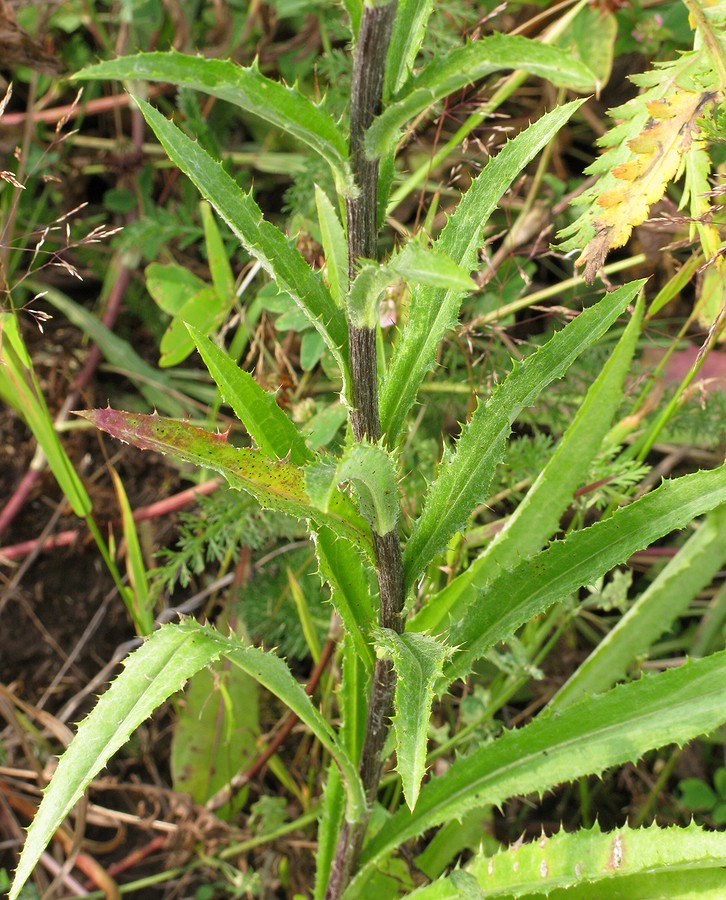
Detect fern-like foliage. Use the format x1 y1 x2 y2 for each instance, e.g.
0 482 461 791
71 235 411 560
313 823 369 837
154 490 299 592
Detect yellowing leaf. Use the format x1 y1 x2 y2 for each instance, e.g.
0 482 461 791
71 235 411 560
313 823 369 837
577 89 716 282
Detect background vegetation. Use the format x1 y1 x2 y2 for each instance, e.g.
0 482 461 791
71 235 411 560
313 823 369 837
1 0 725 897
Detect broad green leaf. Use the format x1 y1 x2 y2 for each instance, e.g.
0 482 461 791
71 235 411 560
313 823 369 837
388 242 477 292
146 262 208 315
385 0 435 99
314 526 376 672
403 281 643 594
75 52 351 191
77 408 372 553
303 401 349 450
444 464 726 683
354 649 726 883
555 6 618 90
380 100 584 443
131 98 349 387
159 286 222 367
189 326 312 466
410 293 644 634
300 329 326 371
0 314 92 518
409 823 726 898
376 630 452 809
9 622 229 900
170 658 259 818
315 185 348 306
367 35 594 158
552 503 726 710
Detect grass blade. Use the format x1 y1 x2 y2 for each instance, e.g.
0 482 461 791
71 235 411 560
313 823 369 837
0 313 91 517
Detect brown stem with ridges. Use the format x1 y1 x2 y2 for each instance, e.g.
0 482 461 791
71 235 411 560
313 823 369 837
325 3 404 897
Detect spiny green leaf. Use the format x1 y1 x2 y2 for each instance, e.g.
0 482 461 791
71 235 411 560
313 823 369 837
443 463 726 683
552 503 726 711
74 51 351 191
76 409 372 554
410 293 644 635
189 326 312 466
355 649 726 882
306 441 399 537
9 620 368 900
9 623 228 900
376 630 452 809
348 244 476 329
131 97 349 389
380 100 585 443
314 526 376 672
348 264 397 329
388 242 477 292
367 34 594 158
403 281 643 594
385 0 435 99
409 823 726 898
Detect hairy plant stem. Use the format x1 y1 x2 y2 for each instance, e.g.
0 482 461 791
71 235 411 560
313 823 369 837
325 3 403 898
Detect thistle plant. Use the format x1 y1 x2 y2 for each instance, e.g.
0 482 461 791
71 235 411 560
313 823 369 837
9 2 726 898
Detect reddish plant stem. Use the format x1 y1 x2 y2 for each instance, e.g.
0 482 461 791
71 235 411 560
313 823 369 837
0 479 220 562
1 85 170 127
